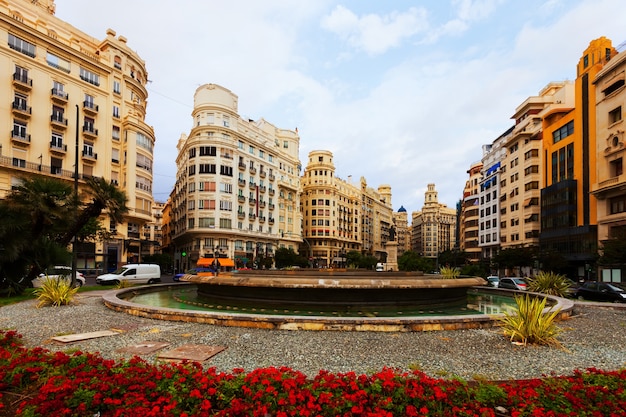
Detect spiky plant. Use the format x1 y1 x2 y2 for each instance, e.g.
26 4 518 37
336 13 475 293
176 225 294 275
33 277 79 307
499 294 562 346
115 279 133 289
526 271 573 297
439 266 461 279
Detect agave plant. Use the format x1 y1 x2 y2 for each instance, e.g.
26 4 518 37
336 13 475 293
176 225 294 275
33 277 79 307
439 266 461 279
499 294 562 346
526 271 573 297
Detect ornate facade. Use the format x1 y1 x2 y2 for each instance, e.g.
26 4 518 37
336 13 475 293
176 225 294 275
0 0 155 272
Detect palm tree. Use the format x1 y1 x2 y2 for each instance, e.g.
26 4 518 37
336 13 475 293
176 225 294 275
58 177 128 247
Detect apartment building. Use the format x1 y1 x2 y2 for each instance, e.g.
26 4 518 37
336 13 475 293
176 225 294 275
591 46 626 280
411 184 457 260
541 37 618 281
459 161 483 262
170 84 301 271
0 0 155 272
478 131 509 260
500 82 575 252
300 150 394 266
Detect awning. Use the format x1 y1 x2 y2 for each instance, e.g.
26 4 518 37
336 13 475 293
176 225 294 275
197 257 235 267
523 198 532 207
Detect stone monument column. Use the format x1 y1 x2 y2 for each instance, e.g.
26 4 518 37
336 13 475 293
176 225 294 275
385 241 399 272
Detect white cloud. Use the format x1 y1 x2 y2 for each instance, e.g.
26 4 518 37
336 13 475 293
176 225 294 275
321 5 429 55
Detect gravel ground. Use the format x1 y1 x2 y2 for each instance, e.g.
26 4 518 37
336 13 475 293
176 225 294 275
1 292 625 381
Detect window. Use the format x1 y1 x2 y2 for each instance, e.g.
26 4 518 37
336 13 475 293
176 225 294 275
199 218 215 228
51 132 63 149
13 93 27 111
609 106 622 125
14 65 29 84
136 154 152 171
80 67 100 86
52 81 65 98
83 141 94 157
112 126 120 141
8 34 35 57
610 158 623 177
553 120 574 144
188 165 196 176
220 182 232 194
84 94 96 110
219 200 232 211
199 181 216 191
46 52 70 72
220 165 233 176
249 145 255 155
198 199 216 210
114 56 122 70
83 116 95 133
112 148 120 163
12 120 27 139
219 218 232 229
223 115 230 127
113 105 120 118
113 80 121 94
199 164 216 174
136 132 153 151
524 181 539 191
610 195 626 214
199 146 216 156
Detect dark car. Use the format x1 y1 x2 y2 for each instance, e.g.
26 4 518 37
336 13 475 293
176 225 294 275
173 267 212 281
498 277 528 291
574 282 626 303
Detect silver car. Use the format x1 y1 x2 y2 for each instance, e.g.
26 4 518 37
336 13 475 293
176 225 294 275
498 277 528 291
32 266 85 288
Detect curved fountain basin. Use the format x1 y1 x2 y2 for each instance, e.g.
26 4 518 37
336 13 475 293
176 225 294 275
103 270 574 332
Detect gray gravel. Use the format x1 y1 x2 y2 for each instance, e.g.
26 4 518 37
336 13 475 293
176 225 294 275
1 292 625 381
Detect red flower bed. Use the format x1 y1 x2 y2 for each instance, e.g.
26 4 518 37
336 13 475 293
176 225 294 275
1 330 625 416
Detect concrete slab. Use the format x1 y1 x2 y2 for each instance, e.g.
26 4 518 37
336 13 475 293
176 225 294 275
52 330 119 343
116 341 170 355
157 344 226 362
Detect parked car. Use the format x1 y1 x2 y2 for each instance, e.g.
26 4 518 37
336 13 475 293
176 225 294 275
486 276 500 288
31 266 85 288
173 267 212 281
574 282 626 303
498 277 528 291
96 264 161 285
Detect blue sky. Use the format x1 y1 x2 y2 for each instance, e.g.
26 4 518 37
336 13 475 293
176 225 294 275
55 0 626 212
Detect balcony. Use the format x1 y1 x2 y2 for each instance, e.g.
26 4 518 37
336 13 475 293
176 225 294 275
238 178 246 186
259 216 266 223
49 142 67 154
82 101 99 115
249 198 257 205
268 174 275 181
82 125 98 138
249 166 257 174
269 218 275 224
50 114 68 129
268 203 275 210
259 200 266 208
238 195 246 203
11 131 30 146
51 88 68 104
268 188 275 196
237 211 245 219
249 213 256 220
259 185 267 193
238 162 246 170
12 72 32 91
259 170 267 178
11 102 31 119
249 182 257 190
81 151 98 162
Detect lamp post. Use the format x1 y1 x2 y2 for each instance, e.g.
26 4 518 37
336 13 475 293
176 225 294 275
71 104 79 288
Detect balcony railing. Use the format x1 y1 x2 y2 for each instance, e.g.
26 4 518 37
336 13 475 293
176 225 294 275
13 72 32 90
11 131 30 144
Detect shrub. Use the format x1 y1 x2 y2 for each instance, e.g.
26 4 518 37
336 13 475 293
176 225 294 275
499 294 562 346
526 271 573 297
115 279 133 289
32 277 78 307
439 266 460 279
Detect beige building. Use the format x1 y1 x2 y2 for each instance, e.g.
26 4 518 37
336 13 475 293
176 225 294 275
171 84 301 271
592 47 626 274
0 0 155 272
500 82 574 252
459 161 482 262
300 150 394 266
411 184 457 260
393 206 410 254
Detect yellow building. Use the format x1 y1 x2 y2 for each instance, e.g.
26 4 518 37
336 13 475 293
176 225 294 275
300 150 394 266
0 0 155 272
541 37 618 280
393 206 410 254
591 46 626 278
411 184 457 260
171 84 301 271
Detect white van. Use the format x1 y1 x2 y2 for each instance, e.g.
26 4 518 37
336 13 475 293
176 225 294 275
375 262 385 272
96 264 161 285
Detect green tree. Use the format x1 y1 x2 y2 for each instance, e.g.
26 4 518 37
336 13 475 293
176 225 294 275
438 249 469 267
274 248 299 269
359 254 378 270
398 251 421 271
598 229 626 266
345 250 362 269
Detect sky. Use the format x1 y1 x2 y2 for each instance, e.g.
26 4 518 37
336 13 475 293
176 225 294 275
54 0 626 212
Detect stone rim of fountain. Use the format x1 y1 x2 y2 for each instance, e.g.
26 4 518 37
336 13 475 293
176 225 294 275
102 280 574 332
